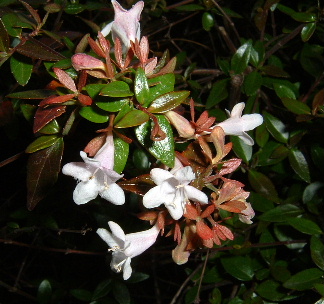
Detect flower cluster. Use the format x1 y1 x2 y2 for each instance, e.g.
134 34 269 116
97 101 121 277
60 0 263 280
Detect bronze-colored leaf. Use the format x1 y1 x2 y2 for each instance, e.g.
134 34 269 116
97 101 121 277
118 174 155 196
33 105 66 133
27 137 64 210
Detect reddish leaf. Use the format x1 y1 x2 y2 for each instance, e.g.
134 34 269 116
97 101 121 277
218 200 247 213
218 158 242 176
78 93 92 106
33 106 66 133
201 204 215 218
0 100 13 125
20 0 41 24
196 221 213 240
15 38 65 61
54 68 77 92
27 137 64 210
83 133 106 156
39 94 75 107
183 204 199 220
118 174 155 196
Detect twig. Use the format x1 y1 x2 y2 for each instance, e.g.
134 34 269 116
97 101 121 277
0 152 25 168
0 280 37 302
194 249 209 304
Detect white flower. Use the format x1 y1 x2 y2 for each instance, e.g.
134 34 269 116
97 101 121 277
62 134 125 205
97 221 160 280
143 166 208 220
239 202 255 224
101 0 144 50
216 102 263 145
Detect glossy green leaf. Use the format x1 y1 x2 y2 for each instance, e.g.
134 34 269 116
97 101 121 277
70 289 92 301
37 279 52 304
231 40 252 74
263 111 289 143
248 169 279 201
135 115 175 167
27 137 63 210
112 281 130 304
301 23 316 42
311 144 324 170
291 12 316 22
256 280 297 302
221 256 254 281
96 98 129 112
147 91 190 113
92 280 111 301
147 74 175 104
100 81 133 97
133 149 151 171
259 229 276 264
10 54 33 86
134 67 149 105
287 217 323 235
274 83 296 99
25 135 60 153
20 103 36 122
250 40 265 67
202 12 215 31
299 43 324 78
303 182 324 215
243 71 262 96
288 148 311 183
6 89 55 99
206 79 229 109
79 106 109 123
281 98 311 115
64 3 85 14
231 136 252 163
271 260 291 283
38 119 60 134
114 110 149 128
259 204 303 222
255 122 269 147
283 268 324 291
311 236 324 270
1 13 22 37
85 84 106 98
262 65 289 78
127 272 150 284
0 19 9 52
114 137 129 174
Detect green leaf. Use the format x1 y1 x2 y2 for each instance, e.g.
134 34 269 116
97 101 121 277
287 217 323 235
38 119 60 134
255 122 269 147
243 71 262 96
114 137 129 174
147 74 175 104
259 204 303 222
10 54 33 86
274 83 296 99
283 268 324 291
79 106 109 123
303 182 324 215
263 111 289 143
112 281 130 304
231 135 252 163
92 280 111 301
147 91 190 113
310 236 324 270
25 135 60 153
301 23 316 42
20 103 36 122
221 256 254 281
231 40 252 74
256 280 297 302
6 89 55 99
259 229 276 264
64 3 85 14
135 115 175 167
291 12 316 22
134 67 149 105
206 79 229 109
27 137 63 210
133 149 151 171
288 148 311 183
281 98 311 115
262 65 289 78
300 43 324 78
202 12 215 31
1 13 22 37
100 81 133 97
248 169 279 201
70 289 92 301
127 272 150 283
96 98 129 112
37 279 52 304
114 110 149 128
0 19 10 52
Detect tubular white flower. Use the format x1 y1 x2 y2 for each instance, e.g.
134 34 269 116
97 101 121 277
216 102 263 145
62 134 125 206
238 202 255 224
101 0 144 50
97 221 160 280
143 166 208 220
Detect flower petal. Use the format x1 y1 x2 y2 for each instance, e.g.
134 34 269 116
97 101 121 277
173 166 195 185
230 102 245 118
165 199 184 220
239 132 255 146
62 162 93 182
150 168 174 185
73 179 100 205
108 221 126 242
143 185 164 208
101 21 113 37
123 257 132 280
241 113 263 131
96 228 123 248
100 183 125 205
185 185 208 204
